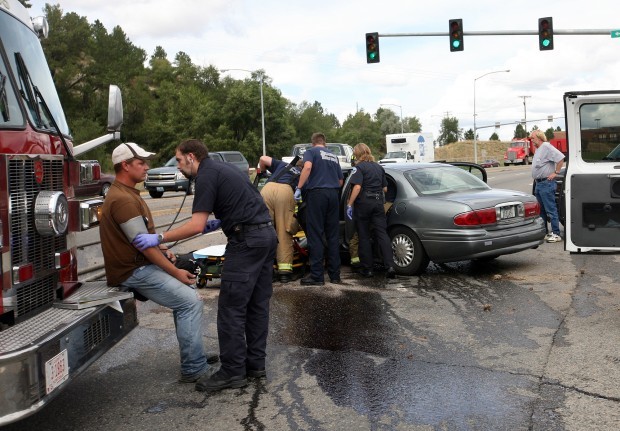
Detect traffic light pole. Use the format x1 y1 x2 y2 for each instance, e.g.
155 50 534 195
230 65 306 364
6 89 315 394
377 29 616 37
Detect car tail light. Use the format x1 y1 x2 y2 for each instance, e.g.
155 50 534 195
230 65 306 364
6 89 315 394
524 201 540 218
454 208 497 226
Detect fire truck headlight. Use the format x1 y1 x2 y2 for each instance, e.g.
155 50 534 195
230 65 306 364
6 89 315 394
34 191 69 236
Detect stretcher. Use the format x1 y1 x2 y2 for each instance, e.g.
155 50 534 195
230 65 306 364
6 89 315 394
179 234 309 288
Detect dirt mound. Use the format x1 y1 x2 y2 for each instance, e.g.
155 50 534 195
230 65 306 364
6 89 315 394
434 140 510 163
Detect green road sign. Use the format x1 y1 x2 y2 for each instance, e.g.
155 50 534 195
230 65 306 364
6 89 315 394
612 30 620 38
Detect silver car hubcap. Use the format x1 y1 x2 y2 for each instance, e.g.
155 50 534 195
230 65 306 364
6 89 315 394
392 234 414 267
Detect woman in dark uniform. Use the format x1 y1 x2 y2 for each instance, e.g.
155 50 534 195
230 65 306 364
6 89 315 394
346 143 396 278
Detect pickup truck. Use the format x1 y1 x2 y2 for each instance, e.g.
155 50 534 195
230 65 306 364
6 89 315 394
282 143 354 168
144 151 249 198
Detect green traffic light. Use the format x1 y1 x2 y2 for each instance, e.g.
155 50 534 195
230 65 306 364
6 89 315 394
542 39 550 47
452 40 461 49
368 52 376 60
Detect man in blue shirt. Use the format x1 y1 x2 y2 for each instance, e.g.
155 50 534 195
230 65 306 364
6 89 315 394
294 133 343 285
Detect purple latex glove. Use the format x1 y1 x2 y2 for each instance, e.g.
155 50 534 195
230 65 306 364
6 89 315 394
346 205 353 220
203 219 222 234
133 233 160 251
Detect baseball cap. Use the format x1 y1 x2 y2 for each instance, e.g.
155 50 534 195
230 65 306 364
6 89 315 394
112 142 156 165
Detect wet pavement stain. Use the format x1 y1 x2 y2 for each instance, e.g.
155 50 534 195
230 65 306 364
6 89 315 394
269 264 562 429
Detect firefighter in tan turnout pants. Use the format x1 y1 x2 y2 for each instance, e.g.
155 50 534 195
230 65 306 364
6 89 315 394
259 156 302 283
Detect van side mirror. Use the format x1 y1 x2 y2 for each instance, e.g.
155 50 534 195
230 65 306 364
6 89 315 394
107 85 123 132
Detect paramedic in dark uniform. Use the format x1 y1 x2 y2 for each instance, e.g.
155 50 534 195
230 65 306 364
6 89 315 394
259 155 302 283
294 132 343 285
346 143 396 279
133 139 277 392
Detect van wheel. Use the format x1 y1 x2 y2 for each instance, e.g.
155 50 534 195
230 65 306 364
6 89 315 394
390 226 429 275
149 190 164 199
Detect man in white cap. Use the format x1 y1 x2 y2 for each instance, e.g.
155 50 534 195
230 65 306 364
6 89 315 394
100 142 218 383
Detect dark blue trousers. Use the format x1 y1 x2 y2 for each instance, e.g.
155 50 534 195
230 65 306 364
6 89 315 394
218 227 277 376
305 188 341 282
354 200 394 271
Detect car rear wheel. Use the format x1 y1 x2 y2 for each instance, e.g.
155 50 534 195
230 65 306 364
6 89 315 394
390 226 429 275
149 190 164 199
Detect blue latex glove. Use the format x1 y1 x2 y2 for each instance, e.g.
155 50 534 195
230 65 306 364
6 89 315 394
346 205 353 220
203 219 222 234
294 188 302 202
133 233 160 251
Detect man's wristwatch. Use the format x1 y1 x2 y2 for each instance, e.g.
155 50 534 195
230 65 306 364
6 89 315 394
157 233 164 244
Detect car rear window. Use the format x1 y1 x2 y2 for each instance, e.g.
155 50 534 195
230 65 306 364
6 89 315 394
222 153 245 162
405 166 489 195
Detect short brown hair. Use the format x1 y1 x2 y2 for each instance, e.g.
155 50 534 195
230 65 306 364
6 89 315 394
176 139 209 162
311 132 326 145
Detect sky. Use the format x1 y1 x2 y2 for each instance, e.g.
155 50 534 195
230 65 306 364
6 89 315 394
27 0 620 143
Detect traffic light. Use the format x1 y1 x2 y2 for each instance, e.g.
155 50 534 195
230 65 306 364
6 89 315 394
449 19 464 52
538 17 554 50
365 32 380 63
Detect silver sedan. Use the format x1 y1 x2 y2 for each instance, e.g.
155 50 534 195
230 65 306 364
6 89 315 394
343 163 546 275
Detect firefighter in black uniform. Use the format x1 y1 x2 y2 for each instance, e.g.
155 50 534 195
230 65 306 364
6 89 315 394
133 139 277 392
346 143 396 279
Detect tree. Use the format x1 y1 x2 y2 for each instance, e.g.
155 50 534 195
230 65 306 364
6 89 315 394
489 132 499 140
464 128 475 140
436 117 461 146
340 110 382 155
406 116 422 133
514 123 527 139
545 128 555 140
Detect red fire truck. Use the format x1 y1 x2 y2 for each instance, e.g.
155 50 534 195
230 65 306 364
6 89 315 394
0 1 137 425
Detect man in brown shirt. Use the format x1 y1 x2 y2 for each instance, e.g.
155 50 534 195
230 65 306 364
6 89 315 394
100 142 217 383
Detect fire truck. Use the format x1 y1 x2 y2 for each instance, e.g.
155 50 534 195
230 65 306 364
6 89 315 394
0 1 137 425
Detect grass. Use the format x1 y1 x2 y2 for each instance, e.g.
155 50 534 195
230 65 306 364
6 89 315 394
434 140 511 164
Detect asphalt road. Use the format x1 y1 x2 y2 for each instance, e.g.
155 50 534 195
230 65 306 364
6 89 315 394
4 168 619 430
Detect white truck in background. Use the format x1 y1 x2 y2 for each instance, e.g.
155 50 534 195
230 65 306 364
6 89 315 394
380 133 435 164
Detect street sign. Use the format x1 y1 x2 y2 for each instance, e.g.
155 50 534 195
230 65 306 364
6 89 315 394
612 30 620 38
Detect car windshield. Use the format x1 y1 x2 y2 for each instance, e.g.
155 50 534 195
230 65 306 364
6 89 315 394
385 151 406 158
165 156 177 167
404 166 490 195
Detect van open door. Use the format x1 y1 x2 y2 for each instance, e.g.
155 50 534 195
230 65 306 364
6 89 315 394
563 90 620 252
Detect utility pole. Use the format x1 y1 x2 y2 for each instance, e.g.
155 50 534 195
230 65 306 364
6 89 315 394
518 95 531 136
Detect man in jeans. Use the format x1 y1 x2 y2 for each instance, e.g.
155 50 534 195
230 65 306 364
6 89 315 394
530 130 565 242
100 142 218 384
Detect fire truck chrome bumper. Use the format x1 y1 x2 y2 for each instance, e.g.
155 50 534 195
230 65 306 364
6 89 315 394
0 281 137 426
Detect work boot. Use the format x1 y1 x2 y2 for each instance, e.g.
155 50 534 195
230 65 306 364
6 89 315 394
195 370 247 392
279 273 292 283
359 269 374 278
300 276 324 286
179 366 216 384
247 368 267 379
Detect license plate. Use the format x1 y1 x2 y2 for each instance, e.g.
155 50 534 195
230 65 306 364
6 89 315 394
156 187 164 192
500 205 517 219
45 349 69 394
